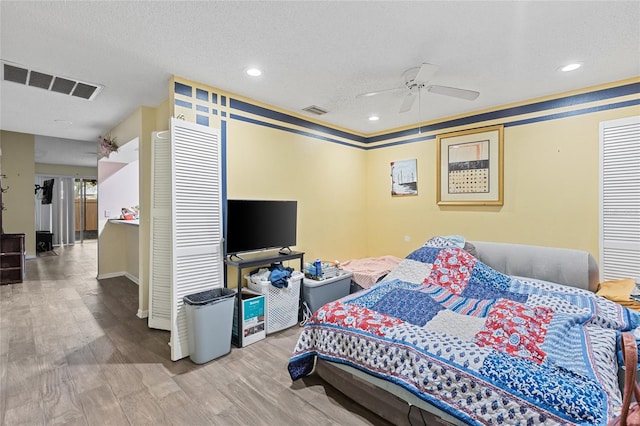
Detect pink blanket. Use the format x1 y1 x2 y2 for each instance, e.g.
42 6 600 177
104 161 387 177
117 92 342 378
340 255 402 289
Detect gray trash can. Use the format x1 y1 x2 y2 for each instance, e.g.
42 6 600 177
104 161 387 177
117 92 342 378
183 288 236 364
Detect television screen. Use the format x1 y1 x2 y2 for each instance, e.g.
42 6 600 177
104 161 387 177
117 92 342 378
226 200 297 255
41 179 54 205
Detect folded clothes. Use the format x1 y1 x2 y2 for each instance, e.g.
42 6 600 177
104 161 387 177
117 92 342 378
597 278 640 311
341 255 402 289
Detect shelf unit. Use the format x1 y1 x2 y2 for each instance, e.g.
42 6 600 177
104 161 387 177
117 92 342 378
1 233 25 285
224 250 304 347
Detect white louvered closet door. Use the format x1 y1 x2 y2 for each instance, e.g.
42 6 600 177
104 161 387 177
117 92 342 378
600 116 640 284
149 131 172 331
148 120 222 361
170 118 223 361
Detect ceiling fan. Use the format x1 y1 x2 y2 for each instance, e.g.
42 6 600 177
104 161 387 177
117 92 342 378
357 63 480 113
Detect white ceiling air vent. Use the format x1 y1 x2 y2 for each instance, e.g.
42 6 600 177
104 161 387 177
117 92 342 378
302 105 329 115
2 62 103 100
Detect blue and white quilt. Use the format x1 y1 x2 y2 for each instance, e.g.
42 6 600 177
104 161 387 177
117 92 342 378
288 240 640 425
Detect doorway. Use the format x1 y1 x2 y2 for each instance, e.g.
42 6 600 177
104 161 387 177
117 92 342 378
75 179 98 242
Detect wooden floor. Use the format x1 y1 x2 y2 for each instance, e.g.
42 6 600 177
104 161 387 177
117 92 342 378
0 242 391 425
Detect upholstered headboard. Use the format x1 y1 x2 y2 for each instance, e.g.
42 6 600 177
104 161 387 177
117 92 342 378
469 241 599 292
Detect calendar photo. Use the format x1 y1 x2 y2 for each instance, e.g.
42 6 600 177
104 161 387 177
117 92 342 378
437 125 504 206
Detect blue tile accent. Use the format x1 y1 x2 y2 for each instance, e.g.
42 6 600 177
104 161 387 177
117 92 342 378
212 93 218 104
196 114 209 126
196 105 209 113
230 98 368 144
222 111 227 117
196 88 209 102
174 82 192 97
174 99 192 109
221 96 226 106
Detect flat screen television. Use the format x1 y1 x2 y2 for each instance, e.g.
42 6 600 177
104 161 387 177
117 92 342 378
41 179 54 205
226 199 297 255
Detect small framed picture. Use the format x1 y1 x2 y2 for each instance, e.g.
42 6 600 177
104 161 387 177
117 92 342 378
391 158 418 196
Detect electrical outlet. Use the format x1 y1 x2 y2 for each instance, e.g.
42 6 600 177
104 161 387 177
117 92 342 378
104 210 110 218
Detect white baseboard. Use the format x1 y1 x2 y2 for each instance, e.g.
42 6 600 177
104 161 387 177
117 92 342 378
97 272 125 280
136 309 149 319
97 271 139 285
125 272 140 285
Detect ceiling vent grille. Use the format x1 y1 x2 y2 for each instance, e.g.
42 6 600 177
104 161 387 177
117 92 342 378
302 105 329 115
2 62 103 100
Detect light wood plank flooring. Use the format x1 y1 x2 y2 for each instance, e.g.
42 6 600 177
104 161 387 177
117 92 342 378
0 242 391 425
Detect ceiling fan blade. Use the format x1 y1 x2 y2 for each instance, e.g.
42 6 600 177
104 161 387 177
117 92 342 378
399 91 417 113
414 63 440 82
356 86 405 98
426 85 480 100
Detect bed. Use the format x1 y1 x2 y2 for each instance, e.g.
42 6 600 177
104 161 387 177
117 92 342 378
288 237 640 425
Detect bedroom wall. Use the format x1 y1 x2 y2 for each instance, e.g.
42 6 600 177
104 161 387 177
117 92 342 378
364 99 639 262
172 76 369 264
170 76 638 268
226 119 368 262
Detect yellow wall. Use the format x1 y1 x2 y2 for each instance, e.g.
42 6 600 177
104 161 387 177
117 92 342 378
0 131 36 257
365 104 640 261
226 119 368 262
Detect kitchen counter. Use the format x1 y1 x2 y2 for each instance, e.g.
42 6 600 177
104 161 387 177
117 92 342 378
109 219 139 226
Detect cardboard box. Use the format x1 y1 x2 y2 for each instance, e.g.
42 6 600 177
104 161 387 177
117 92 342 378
232 290 266 347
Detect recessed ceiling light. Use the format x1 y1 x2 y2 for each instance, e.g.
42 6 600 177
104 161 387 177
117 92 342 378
369 115 380 121
561 63 582 72
246 68 262 77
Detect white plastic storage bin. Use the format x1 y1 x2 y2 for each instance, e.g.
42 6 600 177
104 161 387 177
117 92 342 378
246 270 303 334
302 271 353 313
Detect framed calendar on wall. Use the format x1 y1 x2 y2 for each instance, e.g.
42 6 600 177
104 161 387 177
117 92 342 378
436 125 504 206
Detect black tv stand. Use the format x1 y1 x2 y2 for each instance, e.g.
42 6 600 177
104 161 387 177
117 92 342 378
224 250 304 347
229 253 245 261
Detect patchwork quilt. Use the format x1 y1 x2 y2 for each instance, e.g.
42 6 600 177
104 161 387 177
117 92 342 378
288 239 640 425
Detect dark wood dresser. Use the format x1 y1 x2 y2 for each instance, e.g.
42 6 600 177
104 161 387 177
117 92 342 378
1 233 25 285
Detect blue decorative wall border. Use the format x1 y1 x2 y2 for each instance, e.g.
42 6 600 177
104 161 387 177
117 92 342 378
173 80 639 151
230 98 368 144
229 113 360 149
367 82 640 143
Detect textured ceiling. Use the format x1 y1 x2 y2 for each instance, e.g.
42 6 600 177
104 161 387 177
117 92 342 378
1 1 639 166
